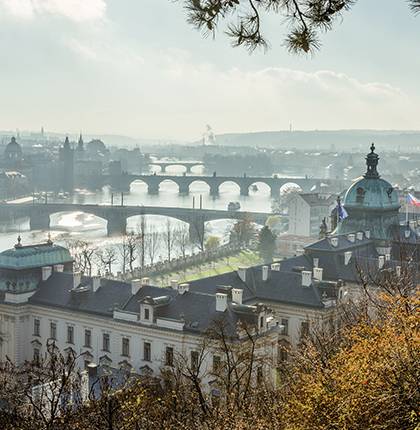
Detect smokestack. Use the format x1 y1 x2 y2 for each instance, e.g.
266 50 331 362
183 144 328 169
216 293 227 312
262 265 269 281
237 267 246 282
231 288 243 304
42 266 52 281
131 279 142 295
301 270 312 287
92 276 101 293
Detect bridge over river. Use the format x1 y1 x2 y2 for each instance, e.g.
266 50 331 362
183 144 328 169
0 203 273 237
101 173 348 196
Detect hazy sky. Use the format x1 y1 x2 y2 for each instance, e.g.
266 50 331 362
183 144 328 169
0 0 419 140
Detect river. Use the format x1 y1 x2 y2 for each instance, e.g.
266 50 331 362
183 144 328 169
0 166 298 273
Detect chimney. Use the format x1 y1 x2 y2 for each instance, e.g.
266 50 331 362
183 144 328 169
92 276 101 293
330 237 338 247
42 266 52 281
347 233 355 243
344 251 352 266
262 265 269 281
216 293 228 312
237 267 246 283
271 262 281 271
313 267 323 281
301 270 312 287
54 264 64 272
396 266 401 277
365 230 371 239
178 283 189 295
378 255 385 269
170 280 178 290
131 279 142 295
87 362 98 380
141 277 150 286
73 272 82 289
356 232 364 241
313 258 319 268
231 288 243 304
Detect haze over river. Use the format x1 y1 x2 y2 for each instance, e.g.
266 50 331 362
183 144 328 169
0 167 298 272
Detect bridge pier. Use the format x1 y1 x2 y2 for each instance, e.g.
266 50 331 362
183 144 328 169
178 183 190 195
240 184 249 196
270 186 279 198
106 216 127 236
160 165 167 173
189 220 205 243
185 165 192 174
147 184 160 195
30 213 50 230
209 184 219 197
110 177 131 193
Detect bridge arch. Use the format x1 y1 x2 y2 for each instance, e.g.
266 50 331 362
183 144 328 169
188 179 211 194
247 181 272 196
49 211 107 232
217 180 242 195
128 178 150 193
279 182 303 196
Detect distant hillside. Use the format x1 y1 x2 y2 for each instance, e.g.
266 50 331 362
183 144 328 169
212 130 420 150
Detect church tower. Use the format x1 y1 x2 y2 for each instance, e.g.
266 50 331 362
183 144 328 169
59 136 74 193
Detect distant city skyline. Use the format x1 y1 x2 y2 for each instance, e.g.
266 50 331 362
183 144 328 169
0 0 419 140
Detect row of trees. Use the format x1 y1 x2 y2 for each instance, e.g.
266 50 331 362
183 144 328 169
0 266 418 429
67 218 207 276
68 214 278 276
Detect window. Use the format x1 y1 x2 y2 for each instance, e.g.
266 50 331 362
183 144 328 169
50 322 57 340
84 329 92 348
259 315 264 329
301 321 310 339
34 318 40 336
165 346 174 367
213 355 221 373
257 366 263 384
122 338 130 357
144 342 151 362
279 348 288 362
281 318 289 336
67 326 74 344
103 333 110 352
33 348 40 363
191 351 199 372
144 308 150 320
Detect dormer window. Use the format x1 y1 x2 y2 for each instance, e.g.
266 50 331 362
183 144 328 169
144 308 150 320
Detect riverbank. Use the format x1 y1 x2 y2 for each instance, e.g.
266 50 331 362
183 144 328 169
150 249 262 286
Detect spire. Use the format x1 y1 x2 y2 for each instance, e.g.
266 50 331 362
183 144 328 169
364 143 380 179
14 235 22 249
77 132 84 151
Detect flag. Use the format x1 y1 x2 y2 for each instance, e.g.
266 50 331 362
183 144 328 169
336 201 348 221
406 193 420 207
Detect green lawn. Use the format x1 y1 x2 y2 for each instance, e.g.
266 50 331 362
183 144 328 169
151 250 262 286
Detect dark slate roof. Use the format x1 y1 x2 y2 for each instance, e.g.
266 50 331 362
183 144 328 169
28 273 131 317
305 234 374 252
187 264 334 309
22 274 262 336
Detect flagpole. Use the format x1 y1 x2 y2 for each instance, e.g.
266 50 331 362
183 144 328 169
406 193 409 224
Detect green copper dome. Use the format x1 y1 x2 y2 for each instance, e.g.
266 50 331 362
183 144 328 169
343 144 399 210
336 144 400 242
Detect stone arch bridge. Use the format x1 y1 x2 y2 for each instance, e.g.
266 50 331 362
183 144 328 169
102 174 347 196
1 203 272 237
147 160 204 173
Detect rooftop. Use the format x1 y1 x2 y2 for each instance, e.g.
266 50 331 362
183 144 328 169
0 238 73 270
